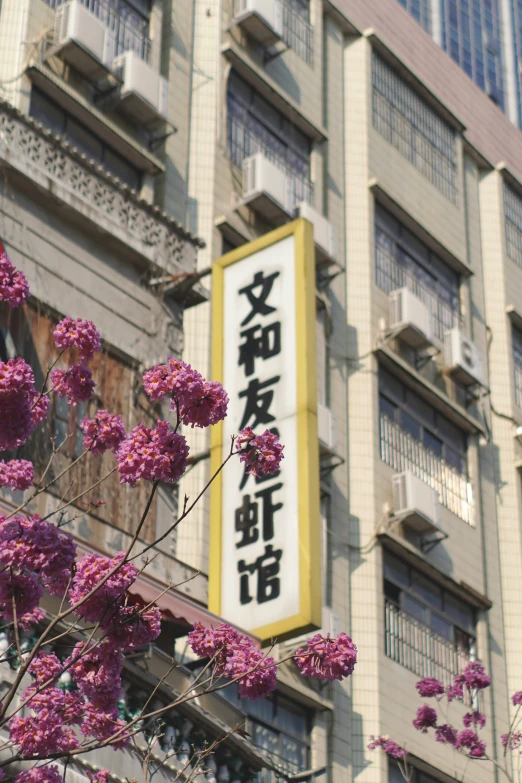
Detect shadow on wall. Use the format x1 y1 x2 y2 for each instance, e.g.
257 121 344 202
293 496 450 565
265 54 302 105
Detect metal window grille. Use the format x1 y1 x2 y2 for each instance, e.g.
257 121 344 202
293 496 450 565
45 0 151 62
504 183 522 268
385 600 472 685
513 327 522 408
380 414 473 524
281 0 313 65
372 52 457 202
375 226 461 342
227 100 313 208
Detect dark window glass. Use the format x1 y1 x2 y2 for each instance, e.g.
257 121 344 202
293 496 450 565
66 118 103 162
383 552 409 586
29 89 65 135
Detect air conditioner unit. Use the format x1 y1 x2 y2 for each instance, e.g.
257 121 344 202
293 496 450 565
317 402 337 453
389 288 433 349
444 329 486 387
53 0 115 80
392 471 441 534
233 0 284 46
113 51 168 128
296 202 338 264
241 154 292 221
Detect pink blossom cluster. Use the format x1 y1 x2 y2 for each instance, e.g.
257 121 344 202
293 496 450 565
236 427 284 478
0 358 49 451
188 622 277 700
502 731 522 750
412 704 438 732
67 641 123 709
0 459 34 491
87 771 110 783
0 514 76 621
80 409 126 454
294 633 357 682
116 420 189 486
0 250 29 307
367 736 407 759
50 362 95 405
143 358 228 428
513 691 522 706
15 767 64 783
53 317 102 361
415 677 445 698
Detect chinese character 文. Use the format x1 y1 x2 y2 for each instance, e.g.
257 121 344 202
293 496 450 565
238 375 280 430
235 483 283 548
238 544 283 604
238 322 281 377
239 270 280 326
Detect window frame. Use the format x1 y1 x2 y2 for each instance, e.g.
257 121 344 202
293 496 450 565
383 550 476 655
378 368 468 476
513 324 522 408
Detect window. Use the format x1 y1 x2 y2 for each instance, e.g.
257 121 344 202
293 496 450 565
222 687 311 783
227 71 312 207
44 0 151 62
379 367 472 523
29 89 141 191
439 0 504 107
396 0 431 32
504 182 522 268
375 206 461 341
389 760 454 783
372 52 457 201
513 326 522 407
52 393 89 459
281 0 313 65
384 551 475 683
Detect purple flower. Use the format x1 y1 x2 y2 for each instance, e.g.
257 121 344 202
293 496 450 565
512 691 522 706
0 359 46 451
415 677 445 698
0 459 33 491
463 711 486 729
502 731 522 750
368 736 407 759
435 723 459 746
236 427 284 478
0 570 43 621
106 602 162 651
16 767 64 783
54 316 101 361
412 704 438 732
462 661 491 691
294 633 357 682
80 409 126 454
0 250 29 307
116 420 189 486
50 362 95 405
69 551 137 623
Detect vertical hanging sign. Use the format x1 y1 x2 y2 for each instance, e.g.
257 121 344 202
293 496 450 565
209 219 321 642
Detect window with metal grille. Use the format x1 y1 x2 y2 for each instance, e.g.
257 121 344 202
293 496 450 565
384 550 475 684
227 71 313 205
29 88 142 191
372 52 457 201
504 183 522 268
281 0 313 65
375 205 461 342
222 686 311 783
513 326 522 408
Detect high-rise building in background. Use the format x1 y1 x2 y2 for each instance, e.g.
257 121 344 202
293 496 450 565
2 0 522 782
396 0 522 129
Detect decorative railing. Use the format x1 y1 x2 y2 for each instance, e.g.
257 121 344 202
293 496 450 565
228 114 313 208
0 104 193 270
385 601 472 687
45 0 152 63
380 414 473 524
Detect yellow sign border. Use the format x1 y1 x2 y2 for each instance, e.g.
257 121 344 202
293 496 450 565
209 218 321 643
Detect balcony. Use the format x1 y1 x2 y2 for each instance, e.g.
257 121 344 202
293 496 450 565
380 414 472 524
0 102 200 274
385 600 471 686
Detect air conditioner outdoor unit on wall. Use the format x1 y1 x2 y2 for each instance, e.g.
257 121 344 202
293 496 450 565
392 471 441 534
444 328 486 387
53 0 115 80
389 288 434 349
317 402 337 453
233 0 284 45
296 201 338 264
113 51 168 127
241 154 292 221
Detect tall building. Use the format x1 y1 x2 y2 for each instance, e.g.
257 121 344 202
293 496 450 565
3 0 522 783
